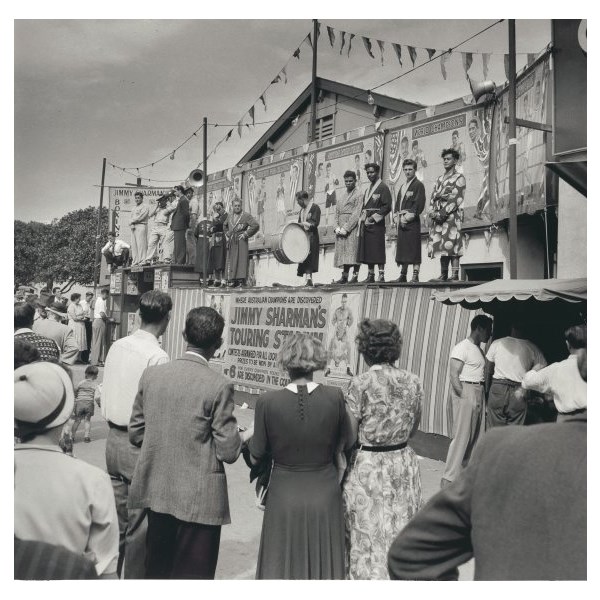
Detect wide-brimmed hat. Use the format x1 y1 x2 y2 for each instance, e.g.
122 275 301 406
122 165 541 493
46 302 68 317
14 362 75 437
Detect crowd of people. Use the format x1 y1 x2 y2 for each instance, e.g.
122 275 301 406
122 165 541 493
14 289 587 580
100 152 467 288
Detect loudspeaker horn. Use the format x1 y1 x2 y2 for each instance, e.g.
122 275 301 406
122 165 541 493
188 169 204 187
469 78 496 103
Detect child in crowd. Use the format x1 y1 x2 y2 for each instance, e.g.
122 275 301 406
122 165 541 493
63 365 100 445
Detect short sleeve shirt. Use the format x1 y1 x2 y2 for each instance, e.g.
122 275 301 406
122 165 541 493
450 338 486 382
486 336 547 382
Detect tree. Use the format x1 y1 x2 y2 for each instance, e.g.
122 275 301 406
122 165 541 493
14 206 109 292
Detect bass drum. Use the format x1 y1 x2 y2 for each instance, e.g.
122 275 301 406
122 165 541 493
272 222 310 264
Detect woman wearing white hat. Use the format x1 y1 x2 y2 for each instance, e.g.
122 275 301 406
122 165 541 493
14 362 119 578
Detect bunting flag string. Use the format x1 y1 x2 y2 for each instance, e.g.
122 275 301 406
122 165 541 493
482 53 491 79
462 52 473 77
362 36 375 59
426 48 436 59
377 39 385 66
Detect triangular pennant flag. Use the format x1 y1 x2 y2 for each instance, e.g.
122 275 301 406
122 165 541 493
504 54 510 80
259 93 267 111
339 31 346 55
374 121 382 132
249 105 255 125
347 33 355 57
362 36 375 59
293 47 301 59
308 33 313 50
440 49 452 80
237 121 243 138
281 66 287 84
482 53 491 79
327 26 335 47
225 129 233 141
392 43 402 67
462 52 473 77
408 46 417 66
426 48 436 60
527 53 536 65
271 74 281 84
377 40 385 66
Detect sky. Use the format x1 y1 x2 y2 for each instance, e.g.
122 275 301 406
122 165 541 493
13 16 553 224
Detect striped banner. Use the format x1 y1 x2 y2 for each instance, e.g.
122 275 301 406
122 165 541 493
360 287 472 437
162 288 205 359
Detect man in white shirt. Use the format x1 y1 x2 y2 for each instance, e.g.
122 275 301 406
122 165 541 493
522 324 586 420
101 290 172 579
441 315 493 488
80 291 94 360
485 321 547 428
102 232 131 273
90 288 110 366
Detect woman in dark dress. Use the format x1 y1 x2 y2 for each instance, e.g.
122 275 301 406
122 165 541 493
296 190 321 287
208 202 228 287
248 333 349 579
194 210 214 284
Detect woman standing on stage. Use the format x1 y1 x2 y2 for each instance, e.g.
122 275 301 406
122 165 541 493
248 333 349 579
209 201 228 287
296 190 321 287
343 318 424 579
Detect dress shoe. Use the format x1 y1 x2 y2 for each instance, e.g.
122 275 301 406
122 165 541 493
334 275 349 284
346 367 354 376
349 274 359 284
207 279 215 286
362 273 375 284
378 273 385 283
213 280 222 288
449 273 460 282
396 274 407 283
305 279 314 287
430 274 448 282
411 273 420 283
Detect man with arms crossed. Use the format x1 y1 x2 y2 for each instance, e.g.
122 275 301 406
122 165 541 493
101 290 172 578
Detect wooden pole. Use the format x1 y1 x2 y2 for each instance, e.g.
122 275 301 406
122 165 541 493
508 20 518 279
203 117 208 288
310 19 319 142
93 157 107 294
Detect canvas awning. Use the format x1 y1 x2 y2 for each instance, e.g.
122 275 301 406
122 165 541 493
546 160 587 197
432 278 587 308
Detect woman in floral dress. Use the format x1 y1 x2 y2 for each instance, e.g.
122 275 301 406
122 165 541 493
426 148 466 281
343 318 424 579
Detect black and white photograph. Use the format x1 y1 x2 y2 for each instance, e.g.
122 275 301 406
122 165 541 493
11 7 589 587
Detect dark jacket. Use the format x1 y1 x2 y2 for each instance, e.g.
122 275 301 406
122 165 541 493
170 196 190 231
388 416 587 581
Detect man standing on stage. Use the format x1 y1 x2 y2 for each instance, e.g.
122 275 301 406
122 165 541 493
394 159 426 282
440 315 493 488
90 288 111 367
186 187 198 266
170 185 190 265
101 290 172 579
129 192 150 265
333 170 362 284
426 149 466 281
143 194 174 265
225 198 259 288
102 232 130 273
357 163 392 283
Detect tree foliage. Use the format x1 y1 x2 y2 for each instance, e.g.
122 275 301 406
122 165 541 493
14 206 109 291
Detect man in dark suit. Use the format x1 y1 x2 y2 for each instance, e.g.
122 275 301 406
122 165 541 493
170 185 190 265
128 307 253 579
387 349 587 581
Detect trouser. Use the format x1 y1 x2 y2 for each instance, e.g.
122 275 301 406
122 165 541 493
145 510 221 579
163 230 174 261
130 224 148 264
90 318 106 365
487 379 527 428
85 319 92 351
103 248 130 268
145 225 168 262
186 216 197 265
105 426 147 579
173 229 187 265
442 383 485 482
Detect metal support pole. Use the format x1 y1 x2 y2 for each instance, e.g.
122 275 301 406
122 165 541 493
310 19 319 142
508 20 518 279
203 117 208 288
93 157 107 294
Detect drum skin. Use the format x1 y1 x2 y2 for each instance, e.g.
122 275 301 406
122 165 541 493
272 223 310 264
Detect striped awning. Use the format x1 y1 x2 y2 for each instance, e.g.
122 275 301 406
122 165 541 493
432 278 587 307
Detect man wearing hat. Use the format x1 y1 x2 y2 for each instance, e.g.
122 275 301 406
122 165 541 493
170 184 190 265
32 301 79 365
14 361 119 578
14 302 60 362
